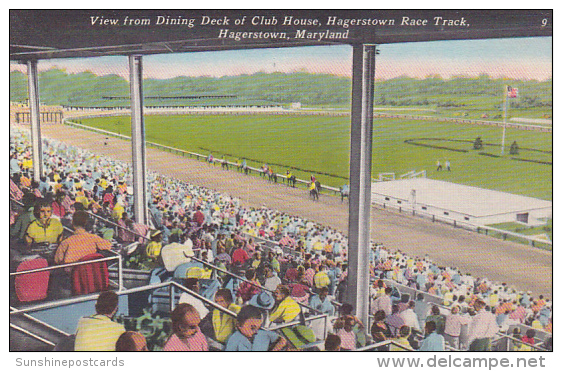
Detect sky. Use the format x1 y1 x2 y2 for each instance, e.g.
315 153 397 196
9 37 552 81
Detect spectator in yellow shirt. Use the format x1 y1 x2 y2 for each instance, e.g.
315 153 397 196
24 199 64 247
212 289 241 343
74 291 125 351
390 325 415 351
270 285 301 324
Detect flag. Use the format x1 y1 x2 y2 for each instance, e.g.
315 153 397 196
507 86 518 98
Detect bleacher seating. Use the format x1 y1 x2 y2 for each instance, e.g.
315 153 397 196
9 126 552 351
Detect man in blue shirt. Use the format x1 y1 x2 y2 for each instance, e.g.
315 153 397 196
309 287 335 316
225 306 286 351
419 321 445 351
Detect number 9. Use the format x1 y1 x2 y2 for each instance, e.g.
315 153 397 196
542 18 548 27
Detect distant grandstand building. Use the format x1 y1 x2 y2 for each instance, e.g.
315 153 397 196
10 103 64 124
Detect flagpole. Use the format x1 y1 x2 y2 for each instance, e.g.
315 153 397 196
501 85 508 156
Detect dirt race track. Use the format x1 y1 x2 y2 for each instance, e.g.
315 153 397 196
29 123 552 298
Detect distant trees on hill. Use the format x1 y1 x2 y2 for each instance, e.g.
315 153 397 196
9 68 552 109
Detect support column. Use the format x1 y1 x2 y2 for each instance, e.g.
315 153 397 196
345 44 377 328
129 55 148 225
27 60 43 182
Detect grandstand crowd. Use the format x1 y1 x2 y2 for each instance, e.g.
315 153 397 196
9 126 552 352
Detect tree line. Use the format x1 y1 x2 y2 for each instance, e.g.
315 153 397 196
10 69 552 109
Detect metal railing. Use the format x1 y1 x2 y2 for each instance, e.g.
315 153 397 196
240 232 301 258
355 339 414 351
188 255 326 317
9 305 72 349
237 233 345 311
10 280 326 350
492 333 548 351
10 323 57 347
10 249 125 295
10 197 74 235
10 197 147 243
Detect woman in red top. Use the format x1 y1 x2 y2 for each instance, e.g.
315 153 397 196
236 268 262 303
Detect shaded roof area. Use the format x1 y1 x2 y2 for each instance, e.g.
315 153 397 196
10 9 552 61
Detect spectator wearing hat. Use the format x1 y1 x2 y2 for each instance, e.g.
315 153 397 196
212 289 241 343
270 285 301 324
74 291 125 351
163 303 208 351
225 305 287 351
246 290 276 326
248 291 276 313
145 230 163 259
